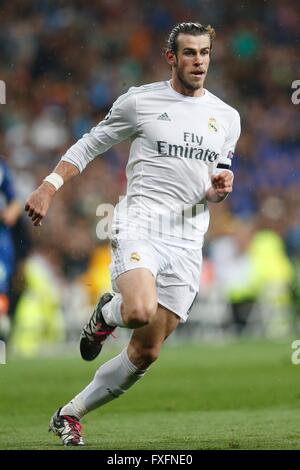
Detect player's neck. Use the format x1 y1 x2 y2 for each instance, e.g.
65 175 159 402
170 78 205 98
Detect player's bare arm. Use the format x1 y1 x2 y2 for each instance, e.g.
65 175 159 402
1 199 22 227
205 170 234 203
25 161 79 226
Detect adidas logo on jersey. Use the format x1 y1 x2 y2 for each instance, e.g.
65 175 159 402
157 112 171 121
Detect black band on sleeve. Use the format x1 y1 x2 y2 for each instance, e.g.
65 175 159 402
216 163 231 170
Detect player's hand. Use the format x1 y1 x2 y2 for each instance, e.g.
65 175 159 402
211 170 234 198
25 182 56 226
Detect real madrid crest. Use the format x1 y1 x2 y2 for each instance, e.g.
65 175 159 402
208 117 219 133
130 252 141 262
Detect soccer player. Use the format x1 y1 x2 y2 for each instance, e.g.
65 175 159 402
0 156 22 339
25 22 241 446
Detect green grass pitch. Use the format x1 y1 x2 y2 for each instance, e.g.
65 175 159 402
0 340 299 450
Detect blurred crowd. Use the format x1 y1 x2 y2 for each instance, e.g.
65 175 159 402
0 0 300 354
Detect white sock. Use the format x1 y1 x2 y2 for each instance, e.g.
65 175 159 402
60 349 145 420
60 397 87 420
102 293 125 327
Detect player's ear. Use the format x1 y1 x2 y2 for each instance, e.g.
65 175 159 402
165 49 176 67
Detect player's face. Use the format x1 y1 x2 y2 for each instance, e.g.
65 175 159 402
167 34 211 96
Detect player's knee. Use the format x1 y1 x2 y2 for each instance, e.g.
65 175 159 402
125 301 157 328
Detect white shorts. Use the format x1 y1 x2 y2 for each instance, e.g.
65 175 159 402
109 237 202 322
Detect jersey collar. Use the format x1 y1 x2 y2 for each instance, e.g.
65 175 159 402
166 80 209 102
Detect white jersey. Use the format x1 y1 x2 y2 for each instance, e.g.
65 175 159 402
62 80 241 248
